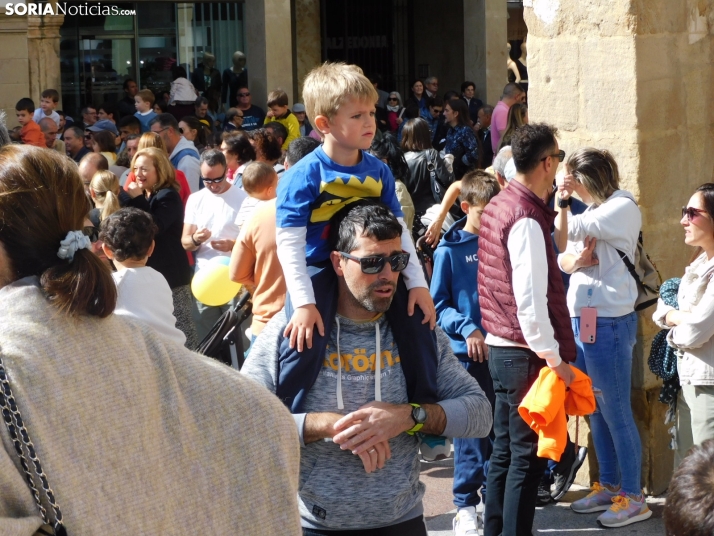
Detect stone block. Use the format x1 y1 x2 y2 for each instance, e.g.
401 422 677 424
525 0 634 40
631 0 688 34
0 34 28 59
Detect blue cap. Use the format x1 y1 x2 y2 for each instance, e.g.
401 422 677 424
87 120 119 136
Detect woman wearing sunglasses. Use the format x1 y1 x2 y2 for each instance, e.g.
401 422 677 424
557 148 650 527
126 147 197 349
653 184 714 469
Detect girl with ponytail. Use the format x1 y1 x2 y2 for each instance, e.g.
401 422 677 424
89 169 122 222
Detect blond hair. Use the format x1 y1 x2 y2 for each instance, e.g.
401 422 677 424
566 147 619 206
138 132 166 153
302 62 378 127
136 89 155 106
90 170 121 221
131 147 178 193
241 161 277 195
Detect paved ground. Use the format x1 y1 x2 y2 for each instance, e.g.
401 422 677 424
421 456 666 535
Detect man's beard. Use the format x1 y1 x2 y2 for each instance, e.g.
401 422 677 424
347 279 397 314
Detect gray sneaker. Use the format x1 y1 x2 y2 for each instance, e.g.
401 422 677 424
570 482 619 513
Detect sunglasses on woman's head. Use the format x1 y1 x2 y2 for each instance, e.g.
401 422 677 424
339 252 410 274
682 206 709 221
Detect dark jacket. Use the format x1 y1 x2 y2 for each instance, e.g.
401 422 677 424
461 96 484 126
477 179 576 362
71 146 90 163
404 149 455 214
117 96 136 119
191 63 221 94
125 187 192 289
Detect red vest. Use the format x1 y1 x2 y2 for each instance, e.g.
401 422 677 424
477 179 576 363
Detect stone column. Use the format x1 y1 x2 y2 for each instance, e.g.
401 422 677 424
294 0 321 101
244 0 294 107
464 0 508 106
525 0 714 494
27 14 64 110
0 13 29 127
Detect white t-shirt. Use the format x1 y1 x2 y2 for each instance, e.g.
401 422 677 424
112 266 186 347
234 196 267 233
184 185 248 269
33 109 60 128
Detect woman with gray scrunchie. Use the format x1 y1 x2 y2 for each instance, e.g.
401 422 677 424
653 183 714 468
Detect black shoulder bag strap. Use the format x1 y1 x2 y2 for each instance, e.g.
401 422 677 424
0 354 67 535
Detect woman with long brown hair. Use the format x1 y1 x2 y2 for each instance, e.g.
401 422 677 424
0 144 300 534
497 103 528 151
126 147 197 348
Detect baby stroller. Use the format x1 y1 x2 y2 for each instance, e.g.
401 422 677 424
195 289 252 370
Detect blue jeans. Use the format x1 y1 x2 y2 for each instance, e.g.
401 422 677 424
453 359 495 508
571 311 642 495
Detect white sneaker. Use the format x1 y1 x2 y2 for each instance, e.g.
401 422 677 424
453 505 483 536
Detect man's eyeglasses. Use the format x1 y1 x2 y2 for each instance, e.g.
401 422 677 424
682 206 709 221
238 92 250 97
339 252 410 274
541 150 566 163
235 115 244 119
82 226 99 243
84 135 92 140
388 98 398 101
201 174 226 185
152 127 170 135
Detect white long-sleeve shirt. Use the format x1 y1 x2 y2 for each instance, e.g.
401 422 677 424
276 217 427 308
485 218 563 368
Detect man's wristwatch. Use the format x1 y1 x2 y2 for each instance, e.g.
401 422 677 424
558 196 572 208
406 403 427 435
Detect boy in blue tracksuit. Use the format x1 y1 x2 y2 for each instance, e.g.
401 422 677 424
430 170 500 536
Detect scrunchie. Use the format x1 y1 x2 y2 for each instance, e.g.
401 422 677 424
57 230 91 262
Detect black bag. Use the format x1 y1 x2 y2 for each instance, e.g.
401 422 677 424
196 290 252 370
425 150 461 219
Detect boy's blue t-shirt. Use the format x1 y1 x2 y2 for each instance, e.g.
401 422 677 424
430 217 484 361
276 146 404 263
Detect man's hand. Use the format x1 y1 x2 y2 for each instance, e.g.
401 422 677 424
356 440 392 473
332 401 413 455
552 361 575 387
408 287 436 329
466 329 488 362
283 303 324 352
210 238 235 252
573 237 599 270
194 227 212 245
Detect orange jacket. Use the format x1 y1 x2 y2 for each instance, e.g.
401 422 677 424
20 121 46 148
518 365 595 462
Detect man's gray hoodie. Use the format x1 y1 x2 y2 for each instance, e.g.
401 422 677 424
242 310 492 531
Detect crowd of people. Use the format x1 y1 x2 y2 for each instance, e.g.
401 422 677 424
0 60 712 536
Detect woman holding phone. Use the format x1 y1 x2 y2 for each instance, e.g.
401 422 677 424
653 184 714 469
557 148 648 528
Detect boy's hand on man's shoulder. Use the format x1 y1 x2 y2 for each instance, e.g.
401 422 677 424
407 287 436 329
284 303 325 352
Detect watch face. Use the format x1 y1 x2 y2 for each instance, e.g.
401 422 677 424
412 406 427 424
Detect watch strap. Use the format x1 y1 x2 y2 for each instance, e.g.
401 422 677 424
406 403 424 435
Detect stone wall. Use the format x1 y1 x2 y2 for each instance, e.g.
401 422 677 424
525 0 714 494
0 14 30 128
294 0 321 102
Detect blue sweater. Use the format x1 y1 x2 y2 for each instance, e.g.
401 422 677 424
430 217 484 361
135 110 157 133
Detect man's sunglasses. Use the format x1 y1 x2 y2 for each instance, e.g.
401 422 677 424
339 252 410 274
82 226 99 243
541 149 566 162
682 206 709 221
201 174 226 185
238 92 250 97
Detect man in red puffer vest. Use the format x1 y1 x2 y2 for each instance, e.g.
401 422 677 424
478 123 577 536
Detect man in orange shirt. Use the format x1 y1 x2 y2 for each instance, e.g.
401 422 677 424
15 98 45 148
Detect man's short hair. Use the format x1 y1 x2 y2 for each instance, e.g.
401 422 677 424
478 104 494 116
66 125 84 139
460 170 500 207
511 123 558 174
664 439 714 536
81 104 96 115
424 76 438 85
149 113 178 131
15 98 35 113
492 146 513 177
79 152 109 171
265 121 288 143
99 207 157 262
38 117 57 133
267 89 289 108
329 202 402 254
118 115 141 131
502 82 525 99
200 148 227 169
460 81 475 94
123 78 136 91
99 101 117 118
241 161 276 195
302 63 378 125
194 95 209 108
285 137 320 167
428 96 444 109
41 89 60 103
136 89 155 106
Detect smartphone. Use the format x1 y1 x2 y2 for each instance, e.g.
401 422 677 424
580 307 597 344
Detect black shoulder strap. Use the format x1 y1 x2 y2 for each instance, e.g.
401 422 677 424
617 248 641 287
